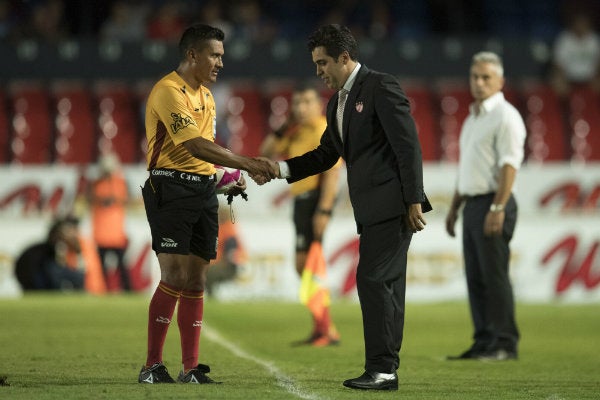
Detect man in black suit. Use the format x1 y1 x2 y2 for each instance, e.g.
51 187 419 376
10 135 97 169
255 24 432 391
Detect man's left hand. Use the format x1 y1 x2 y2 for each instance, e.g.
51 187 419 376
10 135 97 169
484 210 505 236
225 174 247 196
407 203 426 233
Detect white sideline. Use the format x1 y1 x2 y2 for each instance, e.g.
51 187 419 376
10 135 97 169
203 326 324 400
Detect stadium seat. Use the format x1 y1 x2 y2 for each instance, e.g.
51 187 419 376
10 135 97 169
261 81 294 134
434 81 472 163
51 81 97 165
520 82 569 162
503 84 522 110
567 87 600 162
93 82 143 164
133 80 155 160
0 89 9 163
8 82 53 164
404 83 440 161
227 82 268 157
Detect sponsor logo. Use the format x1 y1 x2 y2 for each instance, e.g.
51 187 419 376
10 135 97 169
170 112 194 134
155 316 171 324
151 169 175 177
180 172 212 182
161 237 178 248
190 375 199 383
142 373 154 383
193 320 202 327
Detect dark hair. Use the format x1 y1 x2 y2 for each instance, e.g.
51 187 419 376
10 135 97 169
47 216 79 244
293 82 319 96
307 24 358 61
178 24 225 59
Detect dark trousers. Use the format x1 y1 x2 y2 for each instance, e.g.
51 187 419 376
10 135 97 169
356 216 413 373
98 247 131 291
462 194 519 351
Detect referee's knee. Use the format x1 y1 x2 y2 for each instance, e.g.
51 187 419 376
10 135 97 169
160 268 187 290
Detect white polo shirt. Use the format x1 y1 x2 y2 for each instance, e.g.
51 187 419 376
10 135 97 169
457 91 526 196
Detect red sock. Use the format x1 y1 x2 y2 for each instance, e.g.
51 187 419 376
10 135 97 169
145 281 180 367
314 307 331 336
178 289 204 371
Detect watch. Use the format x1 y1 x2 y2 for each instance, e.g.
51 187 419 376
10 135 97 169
489 203 505 212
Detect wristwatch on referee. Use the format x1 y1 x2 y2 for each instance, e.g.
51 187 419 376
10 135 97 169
489 203 505 213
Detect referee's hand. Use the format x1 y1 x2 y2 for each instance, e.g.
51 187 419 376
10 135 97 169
225 175 247 196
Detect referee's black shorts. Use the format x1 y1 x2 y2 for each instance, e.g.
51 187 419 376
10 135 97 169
141 169 218 261
293 189 320 252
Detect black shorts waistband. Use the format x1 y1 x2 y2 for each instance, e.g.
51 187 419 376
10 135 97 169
150 169 215 184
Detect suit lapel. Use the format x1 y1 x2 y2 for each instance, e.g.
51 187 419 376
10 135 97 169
342 66 369 144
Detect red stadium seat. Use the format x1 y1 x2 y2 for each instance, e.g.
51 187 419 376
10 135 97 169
503 84 522 111
435 81 472 163
520 82 569 162
133 80 155 161
404 83 440 161
262 81 294 134
51 81 97 165
8 82 53 164
226 82 268 157
93 82 143 164
567 87 600 162
0 89 9 163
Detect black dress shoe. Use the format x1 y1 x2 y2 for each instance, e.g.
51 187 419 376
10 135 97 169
447 347 484 360
343 371 398 391
478 348 518 361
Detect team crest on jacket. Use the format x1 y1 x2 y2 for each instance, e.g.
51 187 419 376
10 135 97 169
355 102 363 113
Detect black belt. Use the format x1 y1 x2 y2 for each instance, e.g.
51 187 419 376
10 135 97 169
149 169 215 184
463 192 495 201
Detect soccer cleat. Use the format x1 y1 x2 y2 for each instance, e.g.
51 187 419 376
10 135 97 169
311 326 341 347
138 362 176 384
292 327 341 347
311 332 341 347
177 363 221 384
291 331 321 347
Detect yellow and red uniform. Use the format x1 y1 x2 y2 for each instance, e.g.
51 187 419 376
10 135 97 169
272 115 342 196
145 71 217 176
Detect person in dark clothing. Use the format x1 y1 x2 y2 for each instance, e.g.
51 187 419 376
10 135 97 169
14 216 85 291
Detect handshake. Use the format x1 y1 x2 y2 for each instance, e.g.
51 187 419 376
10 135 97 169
244 157 281 185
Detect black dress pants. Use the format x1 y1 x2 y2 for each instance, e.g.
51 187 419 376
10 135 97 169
462 194 519 351
356 216 413 373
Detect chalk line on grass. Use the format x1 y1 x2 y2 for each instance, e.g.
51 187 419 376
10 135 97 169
203 326 325 400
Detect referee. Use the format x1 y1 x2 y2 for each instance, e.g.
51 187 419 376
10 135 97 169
138 24 274 385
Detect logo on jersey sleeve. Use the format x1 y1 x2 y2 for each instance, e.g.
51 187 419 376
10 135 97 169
170 112 194 134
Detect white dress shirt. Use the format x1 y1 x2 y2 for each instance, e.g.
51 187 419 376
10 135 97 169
457 91 526 196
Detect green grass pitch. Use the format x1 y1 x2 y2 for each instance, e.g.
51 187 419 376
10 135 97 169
0 294 599 399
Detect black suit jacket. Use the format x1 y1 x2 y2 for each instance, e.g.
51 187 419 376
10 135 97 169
286 65 432 230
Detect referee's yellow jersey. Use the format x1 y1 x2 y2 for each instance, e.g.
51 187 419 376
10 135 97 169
273 115 342 196
145 71 217 176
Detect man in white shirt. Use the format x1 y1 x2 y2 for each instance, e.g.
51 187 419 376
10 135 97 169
446 51 526 361
551 12 600 96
